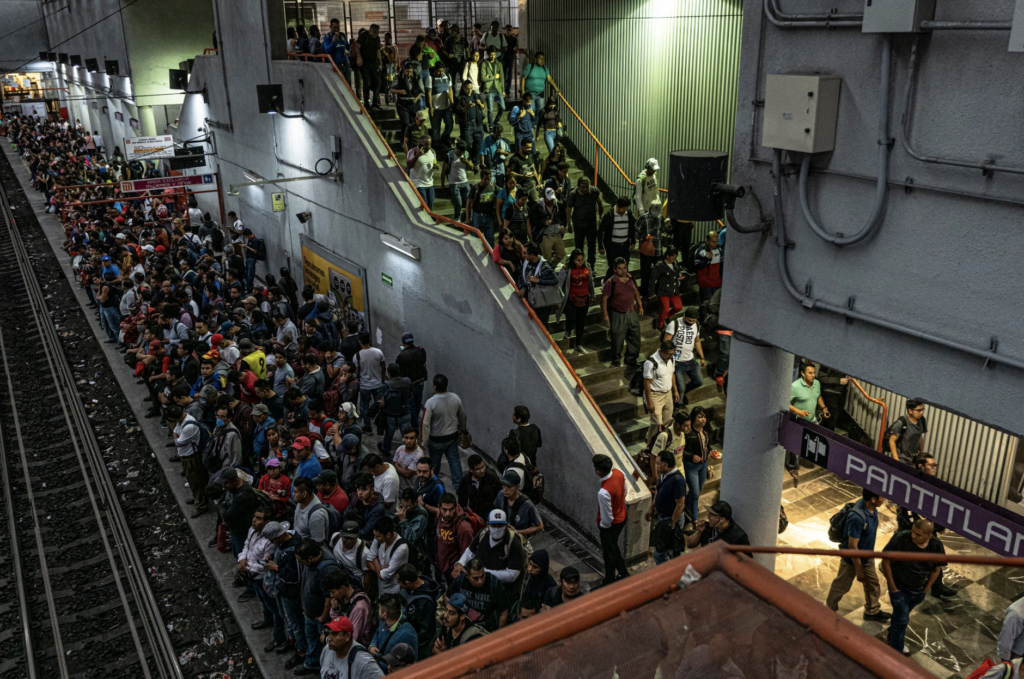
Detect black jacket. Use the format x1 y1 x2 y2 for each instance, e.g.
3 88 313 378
599 211 637 249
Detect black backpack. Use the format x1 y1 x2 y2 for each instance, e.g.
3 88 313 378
182 419 212 458
314 502 345 540
892 415 927 453
254 237 267 261
827 502 868 543
381 381 405 416
628 357 655 397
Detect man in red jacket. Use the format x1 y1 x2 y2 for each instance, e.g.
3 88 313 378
693 230 723 302
594 454 629 586
436 493 475 581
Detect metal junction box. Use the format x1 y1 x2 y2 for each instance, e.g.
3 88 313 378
862 0 936 33
762 74 842 154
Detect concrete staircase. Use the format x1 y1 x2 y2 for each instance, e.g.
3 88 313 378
370 102 728 485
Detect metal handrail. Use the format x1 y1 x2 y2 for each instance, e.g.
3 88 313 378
850 377 888 453
203 48 218 55
284 53 641 475
728 544 1024 567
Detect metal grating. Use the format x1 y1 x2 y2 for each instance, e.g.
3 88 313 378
845 380 1017 504
393 0 432 59
432 0 472 32
349 0 391 38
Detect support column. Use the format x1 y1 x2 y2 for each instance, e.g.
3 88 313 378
719 335 793 572
139 106 156 136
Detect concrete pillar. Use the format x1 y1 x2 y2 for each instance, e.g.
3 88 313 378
719 335 793 572
139 106 156 136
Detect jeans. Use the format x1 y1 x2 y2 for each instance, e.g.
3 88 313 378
565 302 588 344
381 413 411 454
604 242 630 281
361 64 380 108
359 386 383 429
279 595 305 647
244 257 256 294
575 224 597 267
639 253 657 297
599 521 629 584
397 101 416 129
431 108 454 146
417 186 436 210
230 532 247 558
683 459 708 523
514 131 531 152
543 129 558 152
409 381 424 427
338 62 352 85
100 305 122 342
462 125 484 160
254 581 287 643
675 358 703 402
484 91 503 128
887 589 926 653
428 437 463 488
472 212 497 247
449 181 470 222
302 615 323 668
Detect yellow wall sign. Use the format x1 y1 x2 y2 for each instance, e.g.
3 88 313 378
300 236 369 331
271 192 285 212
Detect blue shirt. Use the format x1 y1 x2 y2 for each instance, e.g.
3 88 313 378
323 32 349 65
654 469 687 520
482 135 511 175
511 104 534 136
253 416 275 458
293 457 323 491
841 498 878 565
417 475 444 508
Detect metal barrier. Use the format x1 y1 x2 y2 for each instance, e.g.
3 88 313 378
850 377 887 452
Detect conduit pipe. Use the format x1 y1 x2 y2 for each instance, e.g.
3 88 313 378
901 36 1024 177
798 36 891 247
920 20 1012 30
767 0 862 22
763 0 862 29
773 148 1024 372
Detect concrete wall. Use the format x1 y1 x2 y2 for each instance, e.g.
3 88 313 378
173 0 650 556
724 1 1024 440
0 0 48 74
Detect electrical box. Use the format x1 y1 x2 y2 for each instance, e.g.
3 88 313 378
1009 0 1024 52
862 0 936 33
762 75 842 154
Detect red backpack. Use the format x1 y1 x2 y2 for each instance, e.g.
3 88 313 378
322 373 345 419
459 506 485 534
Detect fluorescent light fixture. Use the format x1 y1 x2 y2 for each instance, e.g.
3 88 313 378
243 170 262 182
380 233 420 261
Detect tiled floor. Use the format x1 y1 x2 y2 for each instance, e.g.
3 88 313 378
776 474 1021 678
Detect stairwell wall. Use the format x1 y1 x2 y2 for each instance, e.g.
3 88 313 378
171 0 651 558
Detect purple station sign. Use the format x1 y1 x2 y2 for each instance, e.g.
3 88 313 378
778 413 1024 559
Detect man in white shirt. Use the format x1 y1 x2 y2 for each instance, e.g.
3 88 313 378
354 332 386 429
663 307 705 407
364 453 400 516
367 517 409 594
635 158 659 215
331 520 371 590
406 133 437 209
643 340 679 444
168 406 210 516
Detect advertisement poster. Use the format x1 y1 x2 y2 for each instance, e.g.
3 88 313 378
300 235 368 332
124 134 174 159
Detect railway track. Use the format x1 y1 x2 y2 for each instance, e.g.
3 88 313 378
0 176 182 678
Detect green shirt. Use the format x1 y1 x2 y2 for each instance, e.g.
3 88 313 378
790 378 821 420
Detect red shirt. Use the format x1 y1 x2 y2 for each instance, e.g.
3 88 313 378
258 473 292 514
568 267 590 305
318 486 350 515
238 370 260 404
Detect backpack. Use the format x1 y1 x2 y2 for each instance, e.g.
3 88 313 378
458 506 486 535
827 502 868 543
253 488 278 520
508 461 544 504
965 660 1014 679
628 358 655 397
684 242 703 275
892 415 927 454
396 525 431 577
314 502 344 540
182 419 212 458
322 373 345 419
253 237 267 261
698 288 721 331
636 428 674 481
381 381 405 416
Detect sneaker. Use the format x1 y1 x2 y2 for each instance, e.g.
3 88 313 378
275 641 292 654
931 584 957 598
611 360 621 368
264 640 280 653
294 667 319 676
239 590 258 603
284 655 304 670
250 617 271 627
863 611 891 622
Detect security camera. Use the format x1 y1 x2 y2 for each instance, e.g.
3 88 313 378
296 211 311 224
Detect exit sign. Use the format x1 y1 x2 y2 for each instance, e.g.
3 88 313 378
381 272 393 287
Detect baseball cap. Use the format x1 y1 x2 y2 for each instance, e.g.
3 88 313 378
115 233 126 240
141 244 155 252
261 521 287 540
314 469 338 486
237 338 254 353
340 402 357 418
209 333 224 347
645 158 659 171
341 520 361 538
561 566 581 582
148 340 162 350
265 354 277 366
243 296 258 305
684 307 700 320
325 616 354 633
101 255 111 261
219 321 234 333
291 436 311 450
544 187 556 201
500 470 520 487
709 500 733 521
382 643 416 669
154 245 166 253
213 467 238 485
265 457 281 468
488 509 507 525
448 593 471 614
251 403 269 417
402 332 414 344
415 109 429 121
341 433 359 449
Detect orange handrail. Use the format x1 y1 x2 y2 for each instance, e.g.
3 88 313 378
284 53 640 474
850 377 887 453
728 545 1024 567
203 48 218 55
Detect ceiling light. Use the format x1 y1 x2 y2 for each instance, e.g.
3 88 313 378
243 170 262 183
380 233 420 261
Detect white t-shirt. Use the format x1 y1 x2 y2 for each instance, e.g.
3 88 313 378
355 347 385 389
642 353 674 393
446 150 470 185
374 465 401 516
407 148 436 189
319 644 384 679
664 319 699 362
367 537 409 594
332 537 371 584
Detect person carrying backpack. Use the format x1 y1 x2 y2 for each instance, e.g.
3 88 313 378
242 227 265 295
824 489 889 622
886 399 928 465
436 492 478 578
396 563 442 660
318 615 384 679
169 405 211 516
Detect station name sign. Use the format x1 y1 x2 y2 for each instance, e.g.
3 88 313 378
778 413 1024 558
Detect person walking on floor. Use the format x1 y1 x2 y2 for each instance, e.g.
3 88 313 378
593 454 629 585
600 258 643 368
825 489 891 622
420 374 467 488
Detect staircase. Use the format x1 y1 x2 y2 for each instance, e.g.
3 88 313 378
369 102 728 487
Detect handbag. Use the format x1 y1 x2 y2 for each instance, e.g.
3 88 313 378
525 262 564 309
638 235 656 257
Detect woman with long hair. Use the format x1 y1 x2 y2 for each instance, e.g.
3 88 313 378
537 97 563 153
683 406 714 524
492 227 525 280
556 249 594 353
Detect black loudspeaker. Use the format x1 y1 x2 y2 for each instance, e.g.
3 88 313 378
256 84 283 113
85 58 99 72
58 53 69 64
667 150 730 222
168 69 189 90
39 51 48 61
70 55 82 67
105 60 120 75
46 52 57 62
170 146 205 170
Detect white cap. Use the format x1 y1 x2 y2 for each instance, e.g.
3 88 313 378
115 233 127 240
645 158 659 171
488 509 508 525
544 187 556 201
340 402 357 418
141 244 155 252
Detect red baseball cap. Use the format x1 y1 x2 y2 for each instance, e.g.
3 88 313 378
291 436 311 450
149 340 163 350
154 245 166 253
209 333 223 347
325 617 353 633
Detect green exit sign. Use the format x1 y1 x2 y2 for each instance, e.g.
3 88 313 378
381 272 393 287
